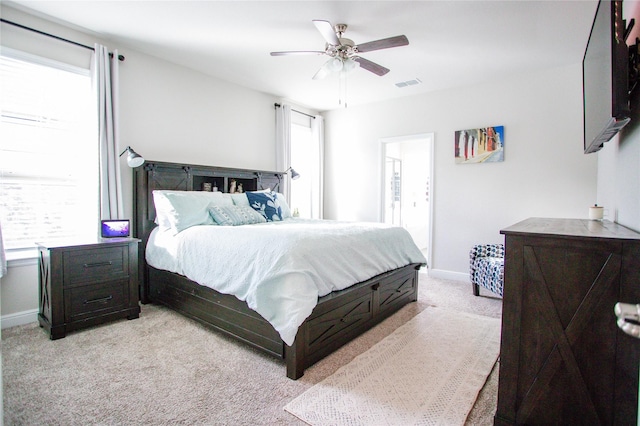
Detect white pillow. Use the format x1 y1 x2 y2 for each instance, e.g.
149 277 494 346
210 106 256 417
275 193 292 219
153 190 228 234
231 193 249 207
219 193 234 206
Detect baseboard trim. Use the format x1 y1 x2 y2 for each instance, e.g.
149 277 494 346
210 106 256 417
427 269 470 282
2 309 38 329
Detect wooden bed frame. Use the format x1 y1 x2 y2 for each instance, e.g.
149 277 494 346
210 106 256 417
133 161 422 379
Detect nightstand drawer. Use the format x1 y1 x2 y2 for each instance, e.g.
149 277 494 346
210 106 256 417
65 279 127 322
63 246 129 286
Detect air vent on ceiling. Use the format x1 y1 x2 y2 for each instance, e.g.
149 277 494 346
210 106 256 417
395 78 422 88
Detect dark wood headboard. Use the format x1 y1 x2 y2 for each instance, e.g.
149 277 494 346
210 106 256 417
133 160 283 265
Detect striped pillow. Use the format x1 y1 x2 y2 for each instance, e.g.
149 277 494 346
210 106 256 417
209 205 267 226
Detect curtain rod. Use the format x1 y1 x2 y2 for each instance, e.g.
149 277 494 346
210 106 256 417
274 103 316 119
0 18 125 61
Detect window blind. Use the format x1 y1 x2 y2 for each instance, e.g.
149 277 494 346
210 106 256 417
0 51 98 251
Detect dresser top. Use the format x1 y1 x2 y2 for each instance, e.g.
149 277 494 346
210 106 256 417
500 218 640 241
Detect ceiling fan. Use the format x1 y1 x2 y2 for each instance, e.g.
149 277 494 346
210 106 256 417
270 20 409 80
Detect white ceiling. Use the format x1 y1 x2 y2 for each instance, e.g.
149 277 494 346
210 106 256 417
5 0 598 112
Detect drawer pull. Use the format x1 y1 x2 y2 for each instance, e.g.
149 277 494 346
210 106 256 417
83 261 113 268
84 295 113 305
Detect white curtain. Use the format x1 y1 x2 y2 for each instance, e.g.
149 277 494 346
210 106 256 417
311 115 325 219
275 104 292 201
93 44 123 220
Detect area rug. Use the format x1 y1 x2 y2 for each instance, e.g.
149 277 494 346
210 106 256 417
284 307 501 425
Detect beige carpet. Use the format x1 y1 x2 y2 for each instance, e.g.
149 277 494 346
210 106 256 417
284 308 501 425
2 274 502 425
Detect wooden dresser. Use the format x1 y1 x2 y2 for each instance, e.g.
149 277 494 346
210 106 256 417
37 238 141 339
496 218 640 425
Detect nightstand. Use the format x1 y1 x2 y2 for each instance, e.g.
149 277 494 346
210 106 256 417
37 238 141 340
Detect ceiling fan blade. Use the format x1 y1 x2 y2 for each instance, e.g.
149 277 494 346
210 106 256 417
313 20 340 46
356 35 409 53
270 51 325 56
353 57 390 76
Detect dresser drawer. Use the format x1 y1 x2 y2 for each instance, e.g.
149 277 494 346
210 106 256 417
65 279 127 322
63 246 129 287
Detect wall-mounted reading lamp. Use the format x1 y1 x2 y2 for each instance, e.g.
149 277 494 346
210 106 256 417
119 146 145 168
273 167 300 192
286 167 301 180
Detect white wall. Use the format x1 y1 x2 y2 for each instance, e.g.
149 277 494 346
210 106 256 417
596 93 640 232
596 1 640 232
323 64 598 278
117 48 280 220
0 5 281 321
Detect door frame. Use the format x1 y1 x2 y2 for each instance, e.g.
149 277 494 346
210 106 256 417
379 133 434 269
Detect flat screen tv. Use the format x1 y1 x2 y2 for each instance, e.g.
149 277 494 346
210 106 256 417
583 0 631 154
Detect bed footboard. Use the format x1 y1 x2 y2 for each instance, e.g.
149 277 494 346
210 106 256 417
285 263 420 379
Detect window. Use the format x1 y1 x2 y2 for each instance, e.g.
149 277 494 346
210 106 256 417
0 50 98 253
290 112 322 219
290 123 313 217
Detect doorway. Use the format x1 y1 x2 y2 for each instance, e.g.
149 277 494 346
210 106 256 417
380 133 434 267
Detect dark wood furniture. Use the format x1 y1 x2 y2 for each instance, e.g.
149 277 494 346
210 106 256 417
37 238 141 340
496 218 640 425
134 161 422 379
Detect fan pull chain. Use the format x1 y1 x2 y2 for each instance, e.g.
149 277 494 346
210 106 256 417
344 72 348 108
339 73 343 107
339 71 348 108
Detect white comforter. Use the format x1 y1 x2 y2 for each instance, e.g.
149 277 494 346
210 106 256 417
146 218 427 345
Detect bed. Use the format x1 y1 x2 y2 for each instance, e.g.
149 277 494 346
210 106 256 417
134 161 426 379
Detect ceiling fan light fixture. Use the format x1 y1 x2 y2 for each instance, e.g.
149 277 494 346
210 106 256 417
342 58 358 72
328 57 343 72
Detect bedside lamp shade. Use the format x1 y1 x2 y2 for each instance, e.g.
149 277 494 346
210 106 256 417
290 168 300 180
287 167 300 180
120 146 144 168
